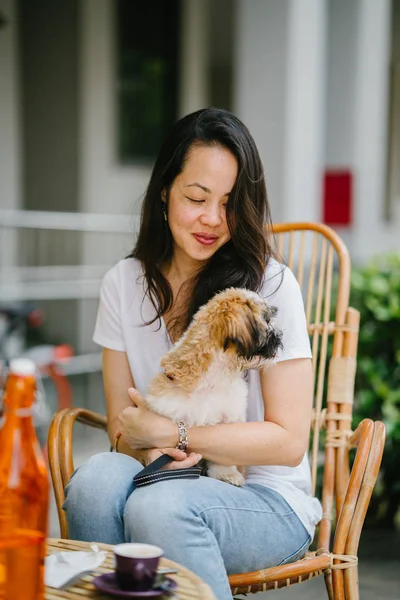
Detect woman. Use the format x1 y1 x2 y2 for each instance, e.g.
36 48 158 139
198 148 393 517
64 108 322 599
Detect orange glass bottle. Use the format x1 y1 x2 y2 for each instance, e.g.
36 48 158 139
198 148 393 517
0 358 49 600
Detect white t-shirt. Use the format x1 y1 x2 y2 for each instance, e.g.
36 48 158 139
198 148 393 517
93 257 322 537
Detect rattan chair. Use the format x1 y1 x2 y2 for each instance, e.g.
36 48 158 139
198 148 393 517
48 222 386 600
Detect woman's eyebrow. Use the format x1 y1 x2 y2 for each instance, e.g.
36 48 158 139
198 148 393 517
185 183 230 196
185 182 211 193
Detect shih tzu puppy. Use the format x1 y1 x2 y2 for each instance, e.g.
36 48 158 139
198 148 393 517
145 288 283 486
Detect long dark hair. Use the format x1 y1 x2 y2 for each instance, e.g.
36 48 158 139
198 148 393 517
131 107 277 332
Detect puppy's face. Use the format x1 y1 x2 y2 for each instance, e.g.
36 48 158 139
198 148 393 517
205 288 283 371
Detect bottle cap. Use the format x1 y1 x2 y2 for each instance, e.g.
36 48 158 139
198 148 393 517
9 358 36 377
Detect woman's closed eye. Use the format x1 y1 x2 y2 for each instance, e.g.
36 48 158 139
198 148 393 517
185 197 228 208
186 197 205 204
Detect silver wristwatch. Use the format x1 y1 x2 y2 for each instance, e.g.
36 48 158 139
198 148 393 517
176 421 188 452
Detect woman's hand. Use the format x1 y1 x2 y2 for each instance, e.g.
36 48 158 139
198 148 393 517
118 387 179 450
143 447 202 470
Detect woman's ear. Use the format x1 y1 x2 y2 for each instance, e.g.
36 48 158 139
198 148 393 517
161 188 167 203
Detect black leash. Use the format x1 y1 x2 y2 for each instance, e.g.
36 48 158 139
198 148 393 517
133 453 202 488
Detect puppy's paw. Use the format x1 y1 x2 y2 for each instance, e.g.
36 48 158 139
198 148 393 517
207 463 245 486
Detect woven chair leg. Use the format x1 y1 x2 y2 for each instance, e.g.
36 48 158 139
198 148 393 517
332 569 345 600
324 570 334 600
344 564 359 600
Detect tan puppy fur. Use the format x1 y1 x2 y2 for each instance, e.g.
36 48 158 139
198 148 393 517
145 288 283 486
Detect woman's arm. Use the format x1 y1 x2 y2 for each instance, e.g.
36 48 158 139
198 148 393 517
121 357 313 467
103 347 146 461
104 348 202 468
187 358 313 466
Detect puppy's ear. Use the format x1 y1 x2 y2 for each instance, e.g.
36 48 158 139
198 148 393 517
160 345 212 392
215 303 260 359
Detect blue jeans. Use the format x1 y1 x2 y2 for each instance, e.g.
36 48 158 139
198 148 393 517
63 452 310 600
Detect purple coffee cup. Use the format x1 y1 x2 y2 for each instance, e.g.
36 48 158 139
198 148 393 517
113 543 163 591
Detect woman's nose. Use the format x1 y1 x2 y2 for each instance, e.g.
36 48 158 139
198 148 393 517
200 204 223 227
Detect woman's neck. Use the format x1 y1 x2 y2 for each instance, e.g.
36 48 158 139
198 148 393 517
163 254 203 290
160 259 197 343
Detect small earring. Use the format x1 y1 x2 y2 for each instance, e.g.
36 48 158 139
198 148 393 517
162 206 168 222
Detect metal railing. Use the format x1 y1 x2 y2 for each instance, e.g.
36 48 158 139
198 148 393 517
0 209 139 301
0 209 139 374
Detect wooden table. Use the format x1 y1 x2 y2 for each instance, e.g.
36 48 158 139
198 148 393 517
46 539 216 599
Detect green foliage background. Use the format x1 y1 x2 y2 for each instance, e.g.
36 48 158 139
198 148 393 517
351 254 400 528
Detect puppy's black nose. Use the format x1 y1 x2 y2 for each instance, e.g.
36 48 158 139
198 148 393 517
256 328 283 359
263 306 278 321
270 328 283 351
265 329 283 358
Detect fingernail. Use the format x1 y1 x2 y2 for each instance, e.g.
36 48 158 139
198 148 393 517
128 387 136 394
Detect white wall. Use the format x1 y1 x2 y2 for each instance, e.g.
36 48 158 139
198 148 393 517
79 0 150 218
79 0 213 219
234 0 399 263
326 0 392 263
325 0 400 263
77 0 213 351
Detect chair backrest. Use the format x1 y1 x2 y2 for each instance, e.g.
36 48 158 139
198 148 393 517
271 223 359 550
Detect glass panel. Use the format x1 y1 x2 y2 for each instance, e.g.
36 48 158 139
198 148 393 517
209 0 235 111
116 0 180 162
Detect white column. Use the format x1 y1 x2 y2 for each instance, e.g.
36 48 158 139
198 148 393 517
233 0 289 222
233 0 327 224
352 0 392 261
325 0 358 169
281 0 328 223
179 0 210 117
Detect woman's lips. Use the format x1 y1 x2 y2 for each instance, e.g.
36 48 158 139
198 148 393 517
193 233 218 246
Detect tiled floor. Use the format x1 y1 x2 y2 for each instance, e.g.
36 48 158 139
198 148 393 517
49 426 400 600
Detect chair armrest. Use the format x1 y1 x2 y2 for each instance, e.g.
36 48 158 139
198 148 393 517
329 419 385 598
66 407 108 430
58 408 108 483
333 418 385 556
47 408 108 539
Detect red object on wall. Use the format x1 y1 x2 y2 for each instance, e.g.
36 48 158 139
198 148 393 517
323 169 352 226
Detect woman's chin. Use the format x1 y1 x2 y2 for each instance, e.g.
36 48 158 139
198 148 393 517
172 238 225 267
183 244 218 263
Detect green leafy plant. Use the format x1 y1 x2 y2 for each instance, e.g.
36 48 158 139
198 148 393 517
351 254 400 528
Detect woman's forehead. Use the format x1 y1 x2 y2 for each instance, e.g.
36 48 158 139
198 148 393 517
178 145 238 192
